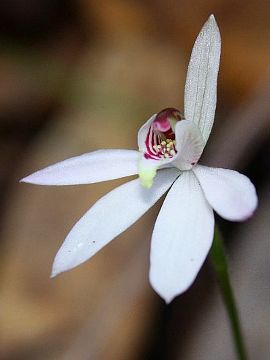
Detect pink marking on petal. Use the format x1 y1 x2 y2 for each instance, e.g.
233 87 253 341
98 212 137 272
152 118 171 132
153 108 183 132
143 107 184 161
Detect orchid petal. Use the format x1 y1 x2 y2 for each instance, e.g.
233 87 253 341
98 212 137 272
149 171 214 303
137 114 156 152
51 168 180 277
173 120 204 170
184 15 221 143
193 165 258 221
21 149 140 185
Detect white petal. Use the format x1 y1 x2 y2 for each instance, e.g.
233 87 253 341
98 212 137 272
184 15 221 143
193 165 258 221
51 168 180 277
21 149 140 185
149 171 214 303
137 114 156 152
173 120 204 170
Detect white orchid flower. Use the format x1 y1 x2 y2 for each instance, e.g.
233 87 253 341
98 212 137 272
21 15 257 303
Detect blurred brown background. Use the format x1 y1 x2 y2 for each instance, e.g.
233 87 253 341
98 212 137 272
0 1 269 359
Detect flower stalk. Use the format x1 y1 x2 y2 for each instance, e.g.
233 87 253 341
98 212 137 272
210 226 248 360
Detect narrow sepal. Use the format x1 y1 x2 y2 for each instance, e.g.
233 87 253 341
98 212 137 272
184 15 221 143
21 149 140 185
149 171 214 303
193 165 258 221
51 168 180 277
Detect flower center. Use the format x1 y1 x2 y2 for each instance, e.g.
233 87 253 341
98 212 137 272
144 108 183 160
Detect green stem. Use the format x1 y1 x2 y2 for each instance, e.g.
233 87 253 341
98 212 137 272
210 226 248 360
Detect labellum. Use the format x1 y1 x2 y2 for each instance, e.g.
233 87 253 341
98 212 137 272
144 108 184 160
